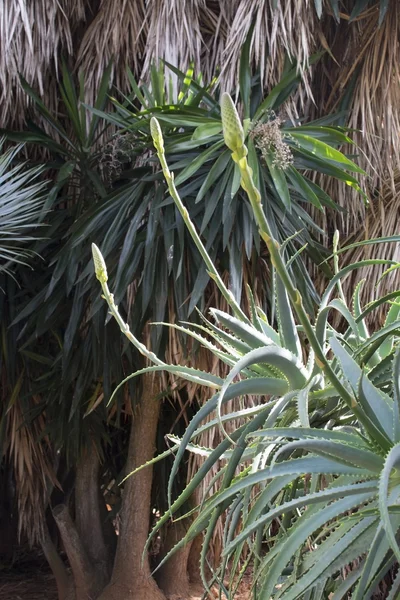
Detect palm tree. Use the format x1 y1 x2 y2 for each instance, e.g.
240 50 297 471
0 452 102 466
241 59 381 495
0 141 48 562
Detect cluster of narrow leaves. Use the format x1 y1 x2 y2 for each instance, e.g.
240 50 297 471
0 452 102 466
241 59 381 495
95 51 365 312
93 92 400 598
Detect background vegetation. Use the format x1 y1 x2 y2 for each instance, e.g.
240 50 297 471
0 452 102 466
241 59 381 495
0 1 399 600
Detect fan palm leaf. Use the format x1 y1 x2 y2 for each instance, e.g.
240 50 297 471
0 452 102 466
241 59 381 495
0 140 47 275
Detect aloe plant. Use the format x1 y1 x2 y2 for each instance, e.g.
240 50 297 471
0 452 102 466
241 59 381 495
93 95 400 598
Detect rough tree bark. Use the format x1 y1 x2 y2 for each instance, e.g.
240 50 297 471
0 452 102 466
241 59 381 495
156 520 193 598
40 521 74 600
97 374 166 600
53 503 104 600
187 533 204 585
75 443 113 588
50 374 188 600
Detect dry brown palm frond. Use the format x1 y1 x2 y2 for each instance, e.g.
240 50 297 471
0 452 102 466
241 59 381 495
310 0 400 236
219 0 320 104
0 0 85 128
336 170 400 326
6 397 59 545
76 0 146 107
141 0 217 97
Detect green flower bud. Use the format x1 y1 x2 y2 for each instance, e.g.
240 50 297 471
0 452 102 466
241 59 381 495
220 93 244 152
150 117 164 153
92 243 108 283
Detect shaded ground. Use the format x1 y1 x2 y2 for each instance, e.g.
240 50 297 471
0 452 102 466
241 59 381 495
0 554 57 600
0 552 251 600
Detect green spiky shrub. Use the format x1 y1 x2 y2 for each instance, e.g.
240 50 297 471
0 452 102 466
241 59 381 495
93 95 400 598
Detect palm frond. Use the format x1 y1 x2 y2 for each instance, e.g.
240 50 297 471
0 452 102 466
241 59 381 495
0 140 47 275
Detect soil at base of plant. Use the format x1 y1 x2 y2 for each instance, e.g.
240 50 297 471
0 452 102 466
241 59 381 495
0 553 252 600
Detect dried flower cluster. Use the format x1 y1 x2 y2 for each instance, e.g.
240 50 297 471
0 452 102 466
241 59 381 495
251 117 294 170
99 134 137 184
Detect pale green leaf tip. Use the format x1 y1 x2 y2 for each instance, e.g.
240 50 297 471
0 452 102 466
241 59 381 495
91 243 108 283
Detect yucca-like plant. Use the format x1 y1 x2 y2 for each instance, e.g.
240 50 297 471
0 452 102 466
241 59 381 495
95 54 366 312
93 95 400 598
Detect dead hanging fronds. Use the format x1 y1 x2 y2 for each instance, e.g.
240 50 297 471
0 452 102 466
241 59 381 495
141 0 216 95
6 397 59 545
76 0 146 107
338 170 400 326
311 0 400 233
219 0 320 102
0 0 86 128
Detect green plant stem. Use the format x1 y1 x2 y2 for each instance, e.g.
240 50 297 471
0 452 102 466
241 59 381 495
94 268 166 368
150 118 251 326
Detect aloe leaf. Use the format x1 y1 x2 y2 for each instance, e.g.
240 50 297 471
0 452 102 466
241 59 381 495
352 279 369 340
378 442 400 563
297 377 318 427
363 553 397 598
378 300 400 359
330 565 364 600
393 348 400 443
146 419 249 555
275 274 302 361
387 566 400 600
210 308 276 347
107 364 223 406
225 480 377 559
280 518 377 600
252 427 368 447
272 439 383 472
352 524 392 600
355 320 400 365
330 336 393 444
258 491 374 600
246 285 264 333
194 462 374 536
167 379 285 507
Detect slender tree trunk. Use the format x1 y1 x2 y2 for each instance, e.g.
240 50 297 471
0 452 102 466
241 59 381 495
40 521 74 600
75 442 113 587
53 503 103 600
97 374 166 600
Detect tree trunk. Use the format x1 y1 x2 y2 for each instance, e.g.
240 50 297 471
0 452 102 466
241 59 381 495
53 503 103 600
40 521 74 600
187 533 203 584
75 442 113 587
156 521 192 598
97 374 166 600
